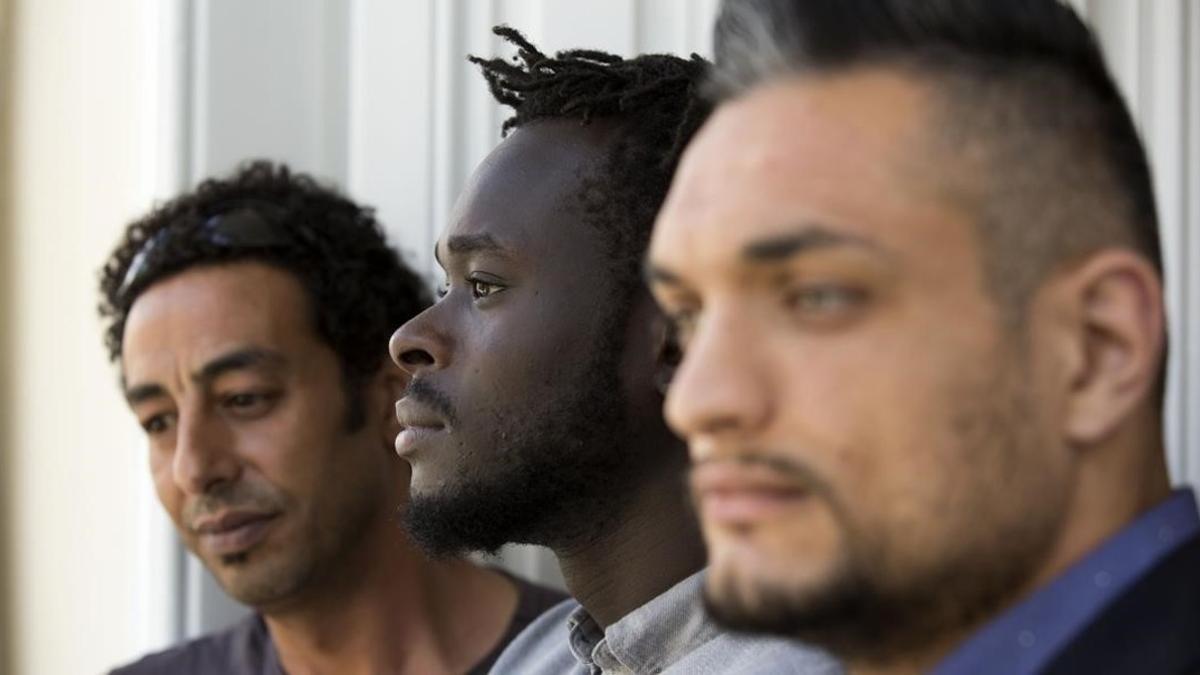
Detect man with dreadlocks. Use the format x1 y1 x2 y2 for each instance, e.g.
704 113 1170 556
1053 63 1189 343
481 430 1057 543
389 27 839 674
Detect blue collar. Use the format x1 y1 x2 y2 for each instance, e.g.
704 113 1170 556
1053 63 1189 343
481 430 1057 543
933 488 1199 675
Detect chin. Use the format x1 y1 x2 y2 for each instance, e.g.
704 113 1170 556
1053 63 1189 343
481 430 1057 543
702 530 852 634
218 559 309 608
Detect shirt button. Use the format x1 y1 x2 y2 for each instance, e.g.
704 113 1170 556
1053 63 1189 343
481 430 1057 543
1018 630 1037 648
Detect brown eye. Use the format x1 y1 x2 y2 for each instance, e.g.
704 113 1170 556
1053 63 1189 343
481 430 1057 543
470 278 504 299
141 413 176 435
221 391 279 418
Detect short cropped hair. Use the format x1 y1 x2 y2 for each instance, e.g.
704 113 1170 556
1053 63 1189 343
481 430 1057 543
98 160 430 426
710 0 1161 317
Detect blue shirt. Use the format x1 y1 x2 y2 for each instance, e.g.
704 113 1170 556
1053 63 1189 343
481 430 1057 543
934 488 1200 675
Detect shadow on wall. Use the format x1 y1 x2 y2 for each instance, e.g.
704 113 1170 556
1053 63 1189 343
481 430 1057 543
0 0 16 671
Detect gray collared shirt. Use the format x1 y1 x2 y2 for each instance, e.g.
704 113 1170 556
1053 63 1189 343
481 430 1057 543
489 571 841 674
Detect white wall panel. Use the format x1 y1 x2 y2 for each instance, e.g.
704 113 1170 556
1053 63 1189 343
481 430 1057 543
191 0 350 183
347 0 436 276
1184 0 1199 489
1081 0 1198 488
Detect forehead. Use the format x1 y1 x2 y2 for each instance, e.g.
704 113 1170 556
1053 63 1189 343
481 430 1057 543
652 69 974 273
122 262 316 381
441 119 619 261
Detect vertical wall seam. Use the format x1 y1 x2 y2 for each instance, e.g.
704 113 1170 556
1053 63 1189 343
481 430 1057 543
173 0 196 641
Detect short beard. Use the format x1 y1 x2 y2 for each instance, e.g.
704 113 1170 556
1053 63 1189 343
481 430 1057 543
403 304 635 558
702 538 1031 664
702 352 1064 665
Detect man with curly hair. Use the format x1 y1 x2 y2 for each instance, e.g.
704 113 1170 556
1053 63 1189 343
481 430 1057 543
99 160 565 675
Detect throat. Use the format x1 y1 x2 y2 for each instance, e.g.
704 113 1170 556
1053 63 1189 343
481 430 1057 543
555 475 706 627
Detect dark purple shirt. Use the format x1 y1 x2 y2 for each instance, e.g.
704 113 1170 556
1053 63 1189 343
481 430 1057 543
110 571 567 675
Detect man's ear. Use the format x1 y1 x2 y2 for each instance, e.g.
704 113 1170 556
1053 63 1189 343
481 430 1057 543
1057 250 1165 445
652 314 682 396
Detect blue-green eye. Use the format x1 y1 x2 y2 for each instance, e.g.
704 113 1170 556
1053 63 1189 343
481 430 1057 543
787 285 866 314
667 309 699 349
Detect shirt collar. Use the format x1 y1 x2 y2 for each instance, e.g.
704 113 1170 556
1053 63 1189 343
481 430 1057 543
934 487 1200 675
565 570 721 673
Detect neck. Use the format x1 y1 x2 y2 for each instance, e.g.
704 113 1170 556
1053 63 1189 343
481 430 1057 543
555 451 706 628
1024 413 1172 598
848 414 1174 675
263 513 517 675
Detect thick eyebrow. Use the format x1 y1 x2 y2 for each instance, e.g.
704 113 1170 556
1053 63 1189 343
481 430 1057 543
434 232 512 269
446 233 507 256
742 225 884 262
644 224 888 289
125 382 168 406
194 348 286 384
123 348 284 407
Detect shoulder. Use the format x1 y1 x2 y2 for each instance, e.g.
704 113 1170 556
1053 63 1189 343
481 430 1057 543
109 614 274 675
680 632 842 674
1047 532 1200 674
488 598 581 675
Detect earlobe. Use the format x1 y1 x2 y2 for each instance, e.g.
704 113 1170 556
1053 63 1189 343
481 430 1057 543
1061 251 1164 445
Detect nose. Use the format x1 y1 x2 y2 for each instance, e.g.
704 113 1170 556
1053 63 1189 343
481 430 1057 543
389 305 451 377
172 409 240 496
664 307 774 456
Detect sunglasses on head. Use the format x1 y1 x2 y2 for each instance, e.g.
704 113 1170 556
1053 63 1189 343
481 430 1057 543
118 200 299 299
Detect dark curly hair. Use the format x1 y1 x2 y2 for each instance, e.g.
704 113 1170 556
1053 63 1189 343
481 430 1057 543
98 160 430 427
469 26 712 301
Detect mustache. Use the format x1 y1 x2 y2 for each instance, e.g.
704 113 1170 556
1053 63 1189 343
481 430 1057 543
404 378 459 427
183 482 285 529
691 452 829 493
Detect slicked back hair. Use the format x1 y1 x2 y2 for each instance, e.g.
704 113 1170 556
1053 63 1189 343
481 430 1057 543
710 0 1165 403
710 0 1161 312
470 26 712 303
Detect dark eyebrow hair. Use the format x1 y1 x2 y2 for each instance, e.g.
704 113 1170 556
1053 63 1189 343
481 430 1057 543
446 233 506 255
194 348 286 384
123 348 285 407
125 382 168 406
435 232 512 270
742 226 882 262
645 224 888 289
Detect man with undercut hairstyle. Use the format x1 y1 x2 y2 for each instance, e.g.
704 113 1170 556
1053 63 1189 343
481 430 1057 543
649 0 1199 673
389 27 837 674
99 160 564 675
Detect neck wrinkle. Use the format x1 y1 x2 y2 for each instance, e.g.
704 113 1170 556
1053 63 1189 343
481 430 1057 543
556 455 706 628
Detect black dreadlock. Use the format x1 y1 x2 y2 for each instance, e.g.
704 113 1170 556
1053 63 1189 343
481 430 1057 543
469 26 712 297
